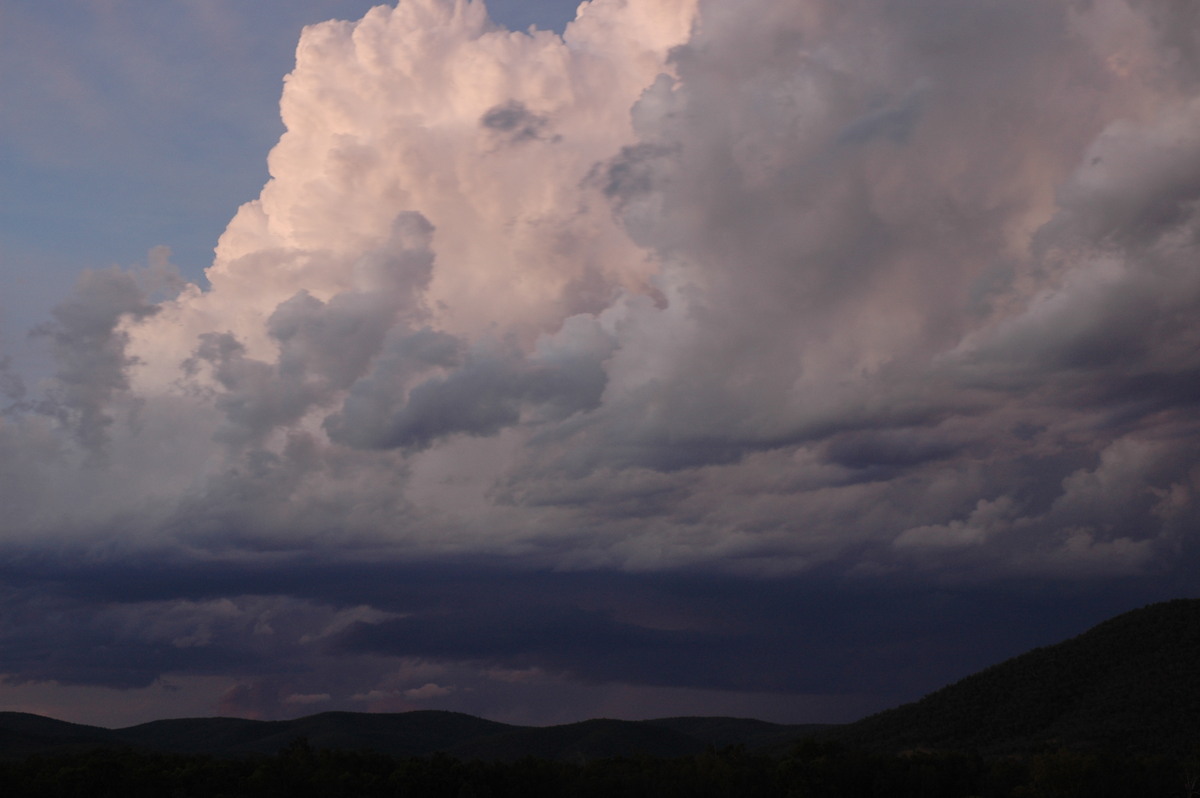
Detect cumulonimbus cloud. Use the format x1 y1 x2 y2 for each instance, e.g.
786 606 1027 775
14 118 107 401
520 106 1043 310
6 0 1200 591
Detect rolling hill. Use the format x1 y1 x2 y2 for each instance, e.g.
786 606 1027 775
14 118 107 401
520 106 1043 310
0 709 822 762
837 597 1200 754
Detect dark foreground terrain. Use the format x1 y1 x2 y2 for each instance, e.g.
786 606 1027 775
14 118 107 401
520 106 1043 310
1 599 1198 796
1 737 1197 797
836 597 1200 756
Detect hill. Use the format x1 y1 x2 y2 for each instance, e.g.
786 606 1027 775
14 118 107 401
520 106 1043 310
0 713 116 756
0 709 817 762
837 597 1200 754
114 710 515 757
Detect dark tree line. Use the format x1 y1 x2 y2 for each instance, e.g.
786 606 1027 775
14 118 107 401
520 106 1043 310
1 737 1197 797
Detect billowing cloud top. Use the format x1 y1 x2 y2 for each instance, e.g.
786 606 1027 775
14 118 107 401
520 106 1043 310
3 0 1200 724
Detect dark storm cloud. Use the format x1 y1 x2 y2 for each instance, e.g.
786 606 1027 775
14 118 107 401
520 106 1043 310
340 605 744 689
184 212 439 447
29 267 158 454
820 428 968 472
0 358 26 406
328 348 537 450
0 548 1184 710
0 624 246 690
0 588 269 689
18 0 1197 580
326 321 614 451
1127 0 1200 83
480 100 550 143
836 83 927 147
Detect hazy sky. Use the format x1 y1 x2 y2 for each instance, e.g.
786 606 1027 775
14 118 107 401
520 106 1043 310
1 0 1199 728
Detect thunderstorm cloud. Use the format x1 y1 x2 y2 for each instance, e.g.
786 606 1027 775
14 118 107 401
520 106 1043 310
1 0 1199 724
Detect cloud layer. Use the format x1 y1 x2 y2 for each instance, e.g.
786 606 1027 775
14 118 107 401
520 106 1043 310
2 0 1200 723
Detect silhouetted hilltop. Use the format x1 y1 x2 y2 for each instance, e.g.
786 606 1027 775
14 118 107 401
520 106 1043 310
0 712 115 756
0 709 814 761
838 598 1200 754
115 710 514 757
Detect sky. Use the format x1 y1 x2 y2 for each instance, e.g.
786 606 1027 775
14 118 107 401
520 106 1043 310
0 0 1198 729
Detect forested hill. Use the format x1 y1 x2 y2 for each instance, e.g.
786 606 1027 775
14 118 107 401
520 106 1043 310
0 710 828 762
838 598 1200 754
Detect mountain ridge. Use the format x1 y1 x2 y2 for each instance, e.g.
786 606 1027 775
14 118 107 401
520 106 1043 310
0 708 828 762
